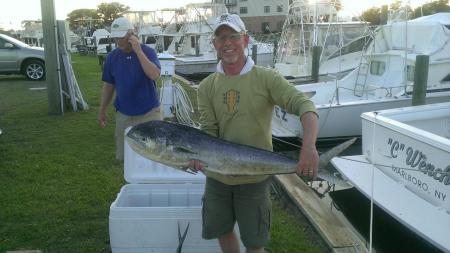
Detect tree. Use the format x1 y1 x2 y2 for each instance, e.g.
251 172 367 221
380 5 389 25
390 0 403 11
66 9 100 30
361 7 382 25
412 0 450 18
333 0 342 12
0 28 14 37
97 2 130 27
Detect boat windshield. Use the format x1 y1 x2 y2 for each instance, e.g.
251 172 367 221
328 35 372 60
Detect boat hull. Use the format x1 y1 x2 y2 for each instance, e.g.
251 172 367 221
361 103 450 213
332 155 450 253
272 92 450 140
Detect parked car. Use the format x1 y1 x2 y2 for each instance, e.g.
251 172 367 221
0 33 45 80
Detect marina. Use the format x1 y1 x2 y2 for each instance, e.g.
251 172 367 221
108 8 450 253
1 0 450 252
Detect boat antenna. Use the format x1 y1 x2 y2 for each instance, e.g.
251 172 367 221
403 1 409 97
313 0 318 46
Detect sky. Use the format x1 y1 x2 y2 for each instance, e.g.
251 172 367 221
0 0 436 30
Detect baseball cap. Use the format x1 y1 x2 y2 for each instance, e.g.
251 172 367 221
213 13 246 35
110 17 134 38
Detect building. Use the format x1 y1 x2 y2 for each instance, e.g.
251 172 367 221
212 0 290 34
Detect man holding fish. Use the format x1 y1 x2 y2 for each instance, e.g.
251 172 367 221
193 13 319 253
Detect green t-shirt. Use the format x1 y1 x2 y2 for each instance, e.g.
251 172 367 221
197 65 317 185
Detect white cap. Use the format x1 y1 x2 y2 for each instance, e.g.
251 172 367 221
213 13 246 35
110 17 134 38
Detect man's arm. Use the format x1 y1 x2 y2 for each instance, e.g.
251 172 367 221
297 111 319 178
129 36 160 80
98 82 115 128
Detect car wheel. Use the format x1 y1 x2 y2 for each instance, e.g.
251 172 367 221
24 60 45 81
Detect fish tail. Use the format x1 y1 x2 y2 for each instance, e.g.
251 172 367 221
318 138 357 168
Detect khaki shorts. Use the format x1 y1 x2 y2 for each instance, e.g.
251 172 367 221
115 106 163 160
202 177 272 249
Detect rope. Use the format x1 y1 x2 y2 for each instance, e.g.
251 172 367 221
161 78 200 128
369 112 377 253
172 82 200 128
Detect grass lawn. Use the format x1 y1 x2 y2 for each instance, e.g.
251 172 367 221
0 54 325 253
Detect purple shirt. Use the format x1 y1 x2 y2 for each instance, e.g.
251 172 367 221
102 45 161 116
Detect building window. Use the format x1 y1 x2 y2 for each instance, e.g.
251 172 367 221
240 7 247 14
277 5 283 12
370 61 386 76
443 73 450 82
190 35 200 48
264 6 270 13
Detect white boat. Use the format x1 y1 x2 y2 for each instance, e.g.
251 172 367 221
272 13 450 141
274 0 369 81
156 3 274 78
91 29 115 55
331 102 450 252
20 20 44 47
174 35 274 78
124 10 165 49
139 24 162 49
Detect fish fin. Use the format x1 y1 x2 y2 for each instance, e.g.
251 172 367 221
176 221 190 253
173 145 198 155
304 91 316 98
197 159 208 168
184 168 198 175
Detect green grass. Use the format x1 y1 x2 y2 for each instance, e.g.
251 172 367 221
0 54 324 252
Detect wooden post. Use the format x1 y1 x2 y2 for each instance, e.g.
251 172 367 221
251 44 257 64
311 46 322 83
40 0 63 115
412 55 429 106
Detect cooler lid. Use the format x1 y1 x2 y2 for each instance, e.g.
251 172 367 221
124 127 205 184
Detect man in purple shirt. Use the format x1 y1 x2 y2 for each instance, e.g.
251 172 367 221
98 17 162 160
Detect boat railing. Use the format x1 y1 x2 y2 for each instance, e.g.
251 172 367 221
338 83 407 101
353 30 378 97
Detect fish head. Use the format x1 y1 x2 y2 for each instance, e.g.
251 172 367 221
126 121 199 168
126 121 165 157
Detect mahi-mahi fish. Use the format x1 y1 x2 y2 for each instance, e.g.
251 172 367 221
126 120 355 185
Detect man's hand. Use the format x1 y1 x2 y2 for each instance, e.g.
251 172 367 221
297 145 319 179
128 33 142 53
98 111 107 128
184 159 204 174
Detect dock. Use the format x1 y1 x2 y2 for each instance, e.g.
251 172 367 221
274 174 369 253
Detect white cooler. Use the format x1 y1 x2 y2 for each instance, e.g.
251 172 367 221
109 132 244 252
